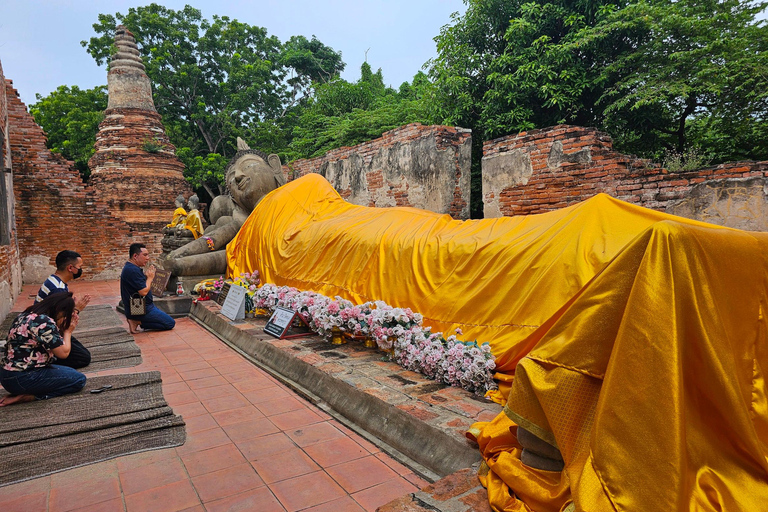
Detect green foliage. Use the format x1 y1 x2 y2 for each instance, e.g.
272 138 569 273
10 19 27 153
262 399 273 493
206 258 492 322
140 137 166 153
661 147 713 173
43 0 765 205
430 0 768 172
285 66 435 160
29 85 107 179
175 149 228 199
569 0 768 161
281 35 345 108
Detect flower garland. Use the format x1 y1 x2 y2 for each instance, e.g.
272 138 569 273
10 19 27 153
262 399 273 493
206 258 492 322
253 283 497 395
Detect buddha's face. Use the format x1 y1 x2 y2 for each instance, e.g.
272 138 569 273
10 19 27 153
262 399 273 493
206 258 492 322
226 154 279 212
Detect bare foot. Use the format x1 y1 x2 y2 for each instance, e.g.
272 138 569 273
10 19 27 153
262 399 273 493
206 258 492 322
0 394 35 406
127 319 142 334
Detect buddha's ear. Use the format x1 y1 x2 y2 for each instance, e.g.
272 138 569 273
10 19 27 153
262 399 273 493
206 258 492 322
268 154 286 186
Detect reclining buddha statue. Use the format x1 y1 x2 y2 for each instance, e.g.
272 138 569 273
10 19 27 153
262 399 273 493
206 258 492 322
162 138 286 276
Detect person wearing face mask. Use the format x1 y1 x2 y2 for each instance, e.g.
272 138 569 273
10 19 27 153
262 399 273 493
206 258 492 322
33 250 92 368
0 292 86 406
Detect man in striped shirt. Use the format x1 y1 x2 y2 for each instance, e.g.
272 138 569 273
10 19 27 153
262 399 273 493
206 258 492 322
34 250 92 368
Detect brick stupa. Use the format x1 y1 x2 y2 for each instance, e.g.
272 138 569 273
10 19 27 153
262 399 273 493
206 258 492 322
89 26 191 232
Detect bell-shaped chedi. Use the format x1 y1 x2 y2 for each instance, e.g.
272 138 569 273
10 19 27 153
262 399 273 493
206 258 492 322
88 25 191 231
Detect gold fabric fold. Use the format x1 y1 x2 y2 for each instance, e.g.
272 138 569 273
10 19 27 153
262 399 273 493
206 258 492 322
166 207 187 228
228 174 703 383
227 174 768 510
475 222 768 511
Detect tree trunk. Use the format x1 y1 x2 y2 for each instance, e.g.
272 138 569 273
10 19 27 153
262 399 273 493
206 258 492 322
676 95 697 153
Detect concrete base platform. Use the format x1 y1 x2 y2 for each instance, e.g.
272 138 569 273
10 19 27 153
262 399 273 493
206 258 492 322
378 467 492 512
190 299 502 481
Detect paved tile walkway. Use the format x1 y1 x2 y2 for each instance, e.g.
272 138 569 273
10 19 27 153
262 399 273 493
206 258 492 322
1 280 427 512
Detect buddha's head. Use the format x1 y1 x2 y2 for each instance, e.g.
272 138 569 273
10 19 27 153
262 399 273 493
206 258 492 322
187 194 200 211
225 144 286 213
175 194 185 209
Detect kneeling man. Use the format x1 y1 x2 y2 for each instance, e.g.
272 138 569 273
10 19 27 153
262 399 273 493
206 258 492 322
120 243 175 333
35 250 91 368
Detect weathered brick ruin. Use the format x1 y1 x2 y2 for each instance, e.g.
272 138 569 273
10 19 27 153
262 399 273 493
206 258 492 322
482 125 768 231
3 36 766 317
5 79 149 283
285 123 472 220
0 61 22 320
88 26 190 233
0 28 191 298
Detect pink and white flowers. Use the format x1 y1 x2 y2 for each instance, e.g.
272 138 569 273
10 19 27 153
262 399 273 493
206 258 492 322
253 283 497 395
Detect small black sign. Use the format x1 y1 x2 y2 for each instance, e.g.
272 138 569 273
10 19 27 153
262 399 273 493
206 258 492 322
264 307 314 339
216 282 231 306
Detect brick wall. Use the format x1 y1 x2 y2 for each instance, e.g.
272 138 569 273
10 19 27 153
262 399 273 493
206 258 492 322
6 79 159 284
284 123 472 219
0 61 22 319
482 125 768 230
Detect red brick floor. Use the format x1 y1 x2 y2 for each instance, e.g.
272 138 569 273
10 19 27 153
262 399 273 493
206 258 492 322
0 280 428 512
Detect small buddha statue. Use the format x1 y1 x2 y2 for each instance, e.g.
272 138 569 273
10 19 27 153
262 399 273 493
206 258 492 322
163 194 187 235
177 194 204 240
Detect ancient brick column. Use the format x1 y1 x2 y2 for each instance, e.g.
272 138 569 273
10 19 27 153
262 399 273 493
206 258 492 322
89 25 191 232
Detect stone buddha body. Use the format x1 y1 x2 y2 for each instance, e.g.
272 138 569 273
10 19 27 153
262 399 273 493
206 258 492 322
164 139 286 276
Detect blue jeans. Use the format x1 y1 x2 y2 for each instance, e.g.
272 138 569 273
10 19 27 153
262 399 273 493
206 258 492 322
137 304 175 331
0 365 86 400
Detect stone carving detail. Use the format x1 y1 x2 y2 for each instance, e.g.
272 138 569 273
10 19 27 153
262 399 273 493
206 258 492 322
665 177 768 232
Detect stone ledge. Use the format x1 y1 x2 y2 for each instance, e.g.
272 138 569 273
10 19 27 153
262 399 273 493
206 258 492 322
190 299 501 479
377 467 491 512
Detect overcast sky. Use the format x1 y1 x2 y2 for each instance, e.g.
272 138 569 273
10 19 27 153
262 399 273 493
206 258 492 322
0 0 467 105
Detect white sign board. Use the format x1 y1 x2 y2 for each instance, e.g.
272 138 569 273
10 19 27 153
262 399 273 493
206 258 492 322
220 284 246 320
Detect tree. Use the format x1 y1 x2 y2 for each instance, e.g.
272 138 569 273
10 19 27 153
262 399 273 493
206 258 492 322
286 64 434 160
429 0 768 193
81 3 344 196
281 35 345 113
568 0 768 161
29 85 107 179
427 0 620 216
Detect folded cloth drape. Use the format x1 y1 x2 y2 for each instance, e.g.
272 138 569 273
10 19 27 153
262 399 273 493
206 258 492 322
471 221 768 510
228 173 716 395
228 174 768 510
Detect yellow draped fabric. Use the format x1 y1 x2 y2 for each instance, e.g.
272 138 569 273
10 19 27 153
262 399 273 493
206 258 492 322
166 207 187 228
183 209 204 239
470 222 768 511
227 174 768 511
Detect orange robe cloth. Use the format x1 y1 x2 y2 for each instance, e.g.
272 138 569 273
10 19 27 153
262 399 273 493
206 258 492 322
227 173 768 510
